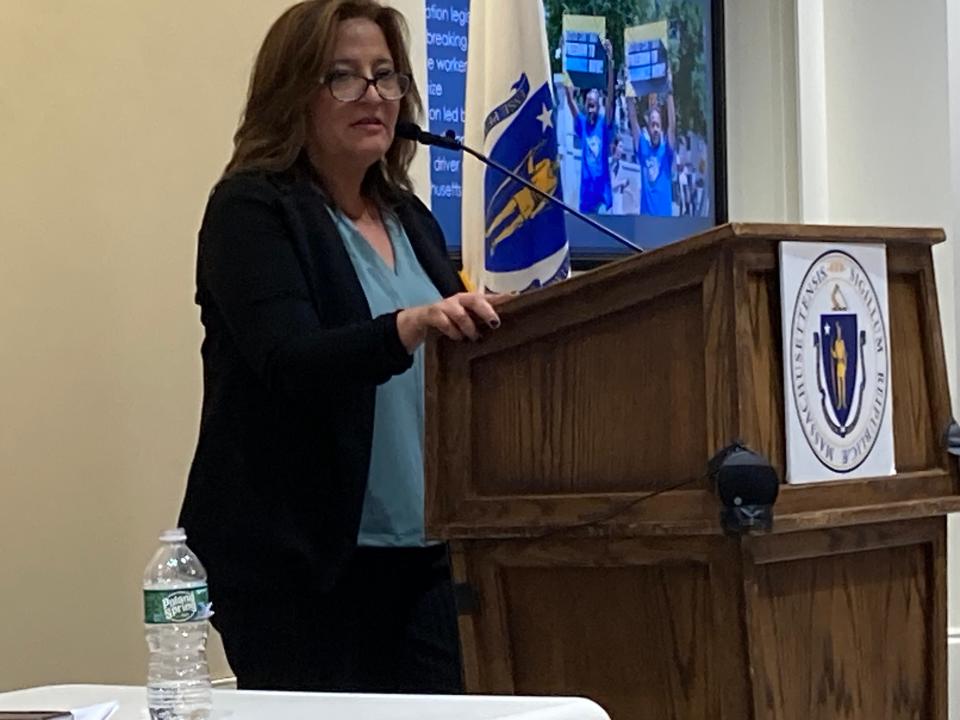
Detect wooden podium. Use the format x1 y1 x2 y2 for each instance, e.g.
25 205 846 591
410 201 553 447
424 224 960 720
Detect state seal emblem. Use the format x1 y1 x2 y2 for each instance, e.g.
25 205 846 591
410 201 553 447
781 244 895 482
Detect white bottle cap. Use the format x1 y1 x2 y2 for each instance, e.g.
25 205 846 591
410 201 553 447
159 528 187 543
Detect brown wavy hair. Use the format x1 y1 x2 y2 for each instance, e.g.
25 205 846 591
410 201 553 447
224 0 423 203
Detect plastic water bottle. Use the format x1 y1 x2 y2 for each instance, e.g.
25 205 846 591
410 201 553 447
143 528 213 720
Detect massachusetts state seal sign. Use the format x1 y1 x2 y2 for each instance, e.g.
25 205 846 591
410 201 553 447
780 243 895 483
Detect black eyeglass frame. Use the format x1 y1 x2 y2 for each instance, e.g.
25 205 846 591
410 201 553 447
321 71 412 102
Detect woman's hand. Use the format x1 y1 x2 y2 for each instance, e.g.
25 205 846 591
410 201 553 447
396 292 504 353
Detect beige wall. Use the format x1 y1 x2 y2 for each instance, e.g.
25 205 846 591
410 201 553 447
724 0 800 223
0 0 287 689
0 0 427 692
822 0 956 397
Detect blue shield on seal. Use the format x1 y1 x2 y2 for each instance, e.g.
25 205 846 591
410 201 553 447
819 313 859 428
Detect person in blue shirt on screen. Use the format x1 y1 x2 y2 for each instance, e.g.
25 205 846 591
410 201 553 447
628 74 676 217
563 38 615 214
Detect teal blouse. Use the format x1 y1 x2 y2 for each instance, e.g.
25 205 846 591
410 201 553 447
328 207 443 547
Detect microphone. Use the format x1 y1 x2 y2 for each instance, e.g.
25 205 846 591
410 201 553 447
396 121 644 254
397 121 462 151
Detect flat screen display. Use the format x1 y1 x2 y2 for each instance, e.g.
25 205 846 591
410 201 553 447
425 0 726 264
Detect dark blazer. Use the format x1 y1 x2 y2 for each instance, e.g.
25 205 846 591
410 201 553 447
178 169 464 605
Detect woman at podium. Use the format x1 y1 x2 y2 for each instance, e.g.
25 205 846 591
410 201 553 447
177 0 501 694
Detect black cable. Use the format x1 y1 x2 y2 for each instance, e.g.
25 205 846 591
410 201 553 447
530 472 709 540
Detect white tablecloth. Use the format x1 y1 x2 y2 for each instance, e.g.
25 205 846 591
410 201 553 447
0 684 610 720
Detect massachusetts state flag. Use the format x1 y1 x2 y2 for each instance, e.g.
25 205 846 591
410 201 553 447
461 0 570 293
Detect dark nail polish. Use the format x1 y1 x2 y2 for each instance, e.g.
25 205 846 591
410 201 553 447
489 319 501 329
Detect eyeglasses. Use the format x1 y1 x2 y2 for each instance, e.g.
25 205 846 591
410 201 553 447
322 70 411 102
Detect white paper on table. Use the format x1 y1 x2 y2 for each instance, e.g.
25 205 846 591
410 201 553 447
71 702 118 720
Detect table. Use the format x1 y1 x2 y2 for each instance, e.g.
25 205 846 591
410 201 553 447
0 684 610 720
